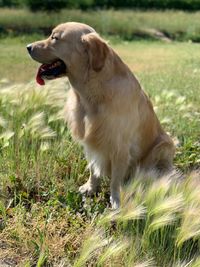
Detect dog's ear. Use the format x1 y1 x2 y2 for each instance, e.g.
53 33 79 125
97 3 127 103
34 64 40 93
81 33 109 72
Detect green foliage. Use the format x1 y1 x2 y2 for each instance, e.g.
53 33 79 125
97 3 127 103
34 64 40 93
25 0 67 12
1 0 200 10
0 0 25 7
76 0 95 10
117 0 200 10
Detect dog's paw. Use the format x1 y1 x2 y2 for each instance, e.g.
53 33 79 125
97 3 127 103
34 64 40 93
79 182 96 196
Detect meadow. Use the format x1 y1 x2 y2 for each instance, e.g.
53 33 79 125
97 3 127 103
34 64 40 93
2 8 200 42
0 23 200 267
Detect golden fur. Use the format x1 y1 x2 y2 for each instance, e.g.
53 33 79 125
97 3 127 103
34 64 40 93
28 22 175 209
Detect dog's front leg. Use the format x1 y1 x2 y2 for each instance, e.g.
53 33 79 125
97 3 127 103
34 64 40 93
110 153 129 209
79 168 100 195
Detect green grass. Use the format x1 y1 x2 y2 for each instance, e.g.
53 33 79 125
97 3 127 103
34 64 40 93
2 8 200 41
0 35 43 83
0 36 199 266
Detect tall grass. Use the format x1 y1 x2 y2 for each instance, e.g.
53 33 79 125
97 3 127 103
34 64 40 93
0 77 199 266
2 8 200 41
75 171 200 267
0 80 86 209
0 80 89 265
0 38 199 265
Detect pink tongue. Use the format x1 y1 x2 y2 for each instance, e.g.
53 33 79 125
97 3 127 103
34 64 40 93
36 66 45 86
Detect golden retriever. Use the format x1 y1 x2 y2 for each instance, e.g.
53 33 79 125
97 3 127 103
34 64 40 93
27 22 175 209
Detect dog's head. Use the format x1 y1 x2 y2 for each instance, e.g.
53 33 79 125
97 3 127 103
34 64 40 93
27 22 109 85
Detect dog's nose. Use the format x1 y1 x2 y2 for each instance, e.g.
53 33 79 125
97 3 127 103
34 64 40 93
27 44 32 54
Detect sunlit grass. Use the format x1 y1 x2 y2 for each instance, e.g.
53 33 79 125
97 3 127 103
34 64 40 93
2 9 200 42
75 171 200 266
0 78 199 266
0 38 199 265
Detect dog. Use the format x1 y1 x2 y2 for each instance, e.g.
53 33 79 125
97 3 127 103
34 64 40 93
27 22 175 209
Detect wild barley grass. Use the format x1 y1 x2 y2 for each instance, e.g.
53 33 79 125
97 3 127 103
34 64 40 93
76 171 200 266
0 79 199 265
0 39 199 265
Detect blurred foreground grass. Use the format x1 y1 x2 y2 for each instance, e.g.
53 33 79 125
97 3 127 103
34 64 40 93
0 37 199 266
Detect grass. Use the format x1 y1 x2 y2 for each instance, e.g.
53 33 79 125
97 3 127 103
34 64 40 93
0 35 199 266
0 35 44 83
2 8 200 41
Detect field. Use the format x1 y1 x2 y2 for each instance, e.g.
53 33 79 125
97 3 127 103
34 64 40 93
2 8 200 42
0 27 200 267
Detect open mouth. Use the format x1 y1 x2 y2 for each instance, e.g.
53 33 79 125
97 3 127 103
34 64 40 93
36 59 67 86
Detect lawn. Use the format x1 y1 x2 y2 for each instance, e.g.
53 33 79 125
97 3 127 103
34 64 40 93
0 35 199 266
